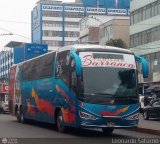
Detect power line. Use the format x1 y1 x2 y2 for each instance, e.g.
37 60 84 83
0 19 31 24
0 27 31 40
0 33 13 36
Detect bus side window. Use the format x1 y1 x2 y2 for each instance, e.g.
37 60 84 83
56 51 71 87
71 71 77 93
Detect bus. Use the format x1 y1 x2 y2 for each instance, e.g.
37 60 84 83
9 44 148 134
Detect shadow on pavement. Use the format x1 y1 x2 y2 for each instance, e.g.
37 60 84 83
11 119 128 138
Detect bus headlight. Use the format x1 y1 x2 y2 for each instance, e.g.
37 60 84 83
79 111 97 120
126 113 139 120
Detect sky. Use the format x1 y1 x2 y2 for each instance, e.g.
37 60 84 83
0 0 75 51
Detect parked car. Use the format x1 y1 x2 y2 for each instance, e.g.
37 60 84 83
0 101 9 114
143 98 160 120
139 94 152 112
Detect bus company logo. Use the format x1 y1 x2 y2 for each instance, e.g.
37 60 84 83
81 54 135 69
107 8 127 15
2 138 8 144
42 5 63 11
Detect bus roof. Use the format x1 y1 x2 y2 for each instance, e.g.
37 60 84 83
10 44 133 68
58 44 133 54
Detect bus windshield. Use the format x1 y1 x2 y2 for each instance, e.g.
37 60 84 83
79 52 138 105
79 67 137 105
81 67 137 96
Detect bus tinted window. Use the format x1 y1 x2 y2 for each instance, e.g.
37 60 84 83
56 51 70 86
21 52 55 80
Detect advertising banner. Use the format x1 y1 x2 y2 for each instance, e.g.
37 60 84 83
79 52 136 69
2 84 8 93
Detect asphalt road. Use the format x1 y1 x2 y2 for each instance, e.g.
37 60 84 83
0 114 159 144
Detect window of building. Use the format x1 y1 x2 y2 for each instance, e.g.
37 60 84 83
131 0 160 25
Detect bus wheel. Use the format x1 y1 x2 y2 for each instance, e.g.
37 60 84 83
102 128 114 135
56 110 66 133
19 107 26 123
16 108 21 123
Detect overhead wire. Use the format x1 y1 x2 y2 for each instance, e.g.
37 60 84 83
0 19 31 24
0 27 31 40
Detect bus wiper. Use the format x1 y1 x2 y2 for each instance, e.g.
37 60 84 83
80 93 96 95
94 93 114 97
79 96 91 101
115 96 138 98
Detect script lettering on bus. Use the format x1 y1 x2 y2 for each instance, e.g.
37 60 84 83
81 55 135 69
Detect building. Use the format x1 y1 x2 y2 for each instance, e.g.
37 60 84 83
79 15 129 46
99 17 130 47
79 15 111 44
130 0 160 84
32 0 130 51
0 48 14 81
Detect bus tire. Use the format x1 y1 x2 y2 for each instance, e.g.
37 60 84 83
56 110 66 133
19 106 27 123
16 107 21 123
1 108 5 114
102 128 114 135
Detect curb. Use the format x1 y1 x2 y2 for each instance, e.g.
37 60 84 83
128 127 160 135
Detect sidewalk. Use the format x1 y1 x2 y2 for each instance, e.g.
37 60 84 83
131 114 160 135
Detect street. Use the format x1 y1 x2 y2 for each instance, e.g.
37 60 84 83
0 114 159 144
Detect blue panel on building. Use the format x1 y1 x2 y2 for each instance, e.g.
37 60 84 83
82 0 97 6
14 47 25 64
32 3 42 44
14 44 48 64
81 0 130 9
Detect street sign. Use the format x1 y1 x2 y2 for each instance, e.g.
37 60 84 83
26 43 48 55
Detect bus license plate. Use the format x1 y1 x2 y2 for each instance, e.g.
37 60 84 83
107 122 115 127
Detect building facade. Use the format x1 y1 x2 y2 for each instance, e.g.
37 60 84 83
130 0 160 83
79 15 113 44
0 49 13 81
32 0 130 51
99 18 130 47
79 15 129 46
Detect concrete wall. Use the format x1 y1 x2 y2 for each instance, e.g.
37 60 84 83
99 18 130 47
88 27 99 43
112 19 130 47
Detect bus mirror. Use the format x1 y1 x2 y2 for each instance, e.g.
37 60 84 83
135 55 149 78
70 50 82 76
